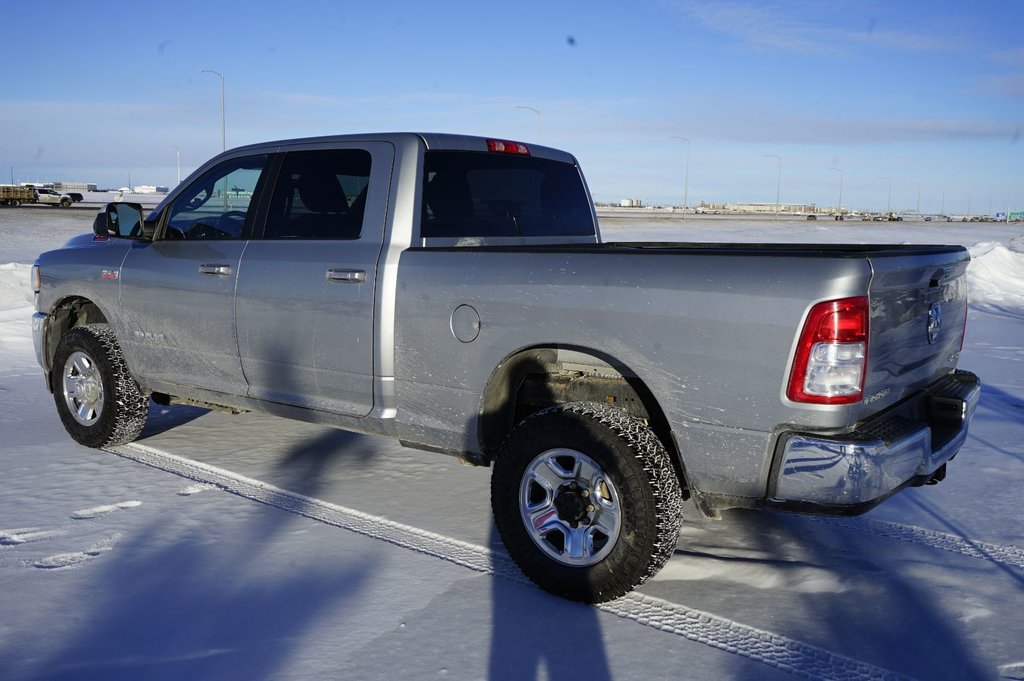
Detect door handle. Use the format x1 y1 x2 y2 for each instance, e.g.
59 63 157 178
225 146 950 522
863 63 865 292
199 264 232 276
326 268 366 284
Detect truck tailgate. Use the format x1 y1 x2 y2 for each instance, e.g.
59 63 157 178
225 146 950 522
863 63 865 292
859 247 971 418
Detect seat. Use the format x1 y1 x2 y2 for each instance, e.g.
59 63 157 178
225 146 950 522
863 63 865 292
289 172 349 239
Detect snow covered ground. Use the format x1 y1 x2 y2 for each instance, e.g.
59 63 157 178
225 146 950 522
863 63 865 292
1 207 1022 680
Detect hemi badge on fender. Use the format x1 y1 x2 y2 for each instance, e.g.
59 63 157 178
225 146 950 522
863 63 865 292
101 269 120 280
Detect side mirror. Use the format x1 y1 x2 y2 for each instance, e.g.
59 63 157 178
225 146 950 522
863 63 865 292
94 202 147 239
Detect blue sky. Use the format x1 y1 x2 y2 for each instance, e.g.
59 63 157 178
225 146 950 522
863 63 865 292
3 0 1020 213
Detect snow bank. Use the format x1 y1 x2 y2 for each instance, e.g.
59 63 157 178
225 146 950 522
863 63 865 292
0 262 32 311
0 263 35 365
967 238 1024 308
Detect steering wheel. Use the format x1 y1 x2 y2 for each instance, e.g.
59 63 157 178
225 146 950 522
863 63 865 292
185 222 233 240
215 210 248 236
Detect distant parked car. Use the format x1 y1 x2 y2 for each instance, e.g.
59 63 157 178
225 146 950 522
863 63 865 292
34 188 73 208
806 214 817 220
67 193 84 203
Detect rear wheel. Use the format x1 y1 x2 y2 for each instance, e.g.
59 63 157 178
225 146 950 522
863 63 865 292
59 198 72 207
51 324 148 448
491 402 683 603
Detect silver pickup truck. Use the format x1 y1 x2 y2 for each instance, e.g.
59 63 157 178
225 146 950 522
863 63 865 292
32 133 980 602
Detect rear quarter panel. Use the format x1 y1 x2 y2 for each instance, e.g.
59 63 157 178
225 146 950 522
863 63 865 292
392 247 873 500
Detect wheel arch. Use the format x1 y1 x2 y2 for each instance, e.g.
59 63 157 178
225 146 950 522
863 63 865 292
40 296 111 380
477 344 690 497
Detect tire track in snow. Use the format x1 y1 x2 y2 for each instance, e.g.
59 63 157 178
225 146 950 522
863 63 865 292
69 500 143 520
109 442 909 681
805 516 1024 571
0 528 65 545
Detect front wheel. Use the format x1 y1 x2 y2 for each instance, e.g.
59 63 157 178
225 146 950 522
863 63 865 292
51 324 149 448
491 402 684 603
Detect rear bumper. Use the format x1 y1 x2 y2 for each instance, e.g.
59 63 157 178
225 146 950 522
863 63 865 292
767 371 980 515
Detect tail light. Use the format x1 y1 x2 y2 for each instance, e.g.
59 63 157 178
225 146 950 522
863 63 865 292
787 296 869 405
487 139 530 155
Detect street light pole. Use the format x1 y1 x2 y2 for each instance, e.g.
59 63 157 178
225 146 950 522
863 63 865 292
939 189 945 216
765 154 782 220
514 106 540 142
671 136 690 214
199 69 226 151
880 177 892 214
827 167 843 217
174 146 181 185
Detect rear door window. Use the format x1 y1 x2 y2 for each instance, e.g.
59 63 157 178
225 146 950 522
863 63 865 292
421 151 594 238
264 149 372 240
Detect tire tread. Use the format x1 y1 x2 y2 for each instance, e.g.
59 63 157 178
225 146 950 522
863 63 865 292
52 323 148 448
492 401 684 602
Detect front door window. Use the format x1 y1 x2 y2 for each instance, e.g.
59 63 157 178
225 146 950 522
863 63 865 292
165 156 267 240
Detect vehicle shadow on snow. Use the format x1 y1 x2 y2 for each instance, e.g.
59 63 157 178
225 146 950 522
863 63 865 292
902 493 1024 590
13 427 380 681
478 357 614 681
972 383 1024 464
653 506 993 680
331 522 617 680
486 522 613 681
138 401 210 438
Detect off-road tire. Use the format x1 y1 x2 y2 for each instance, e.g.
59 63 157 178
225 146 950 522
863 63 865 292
51 323 148 448
491 402 684 603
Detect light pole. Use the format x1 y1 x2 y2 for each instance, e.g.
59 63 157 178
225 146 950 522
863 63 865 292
765 154 782 220
827 167 843 217
671 136 690 214
939 188 945 216
880 177 892 214
514 106 540 142
174 146 181 185
915 184 921 217
199 69 226 151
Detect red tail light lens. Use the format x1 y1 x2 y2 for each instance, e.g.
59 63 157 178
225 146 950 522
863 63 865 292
487 139 530 155
787 296 869 404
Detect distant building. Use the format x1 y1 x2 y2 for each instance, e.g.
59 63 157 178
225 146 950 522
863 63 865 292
726 202 817 214
55 182 97 192
619 198 643 208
